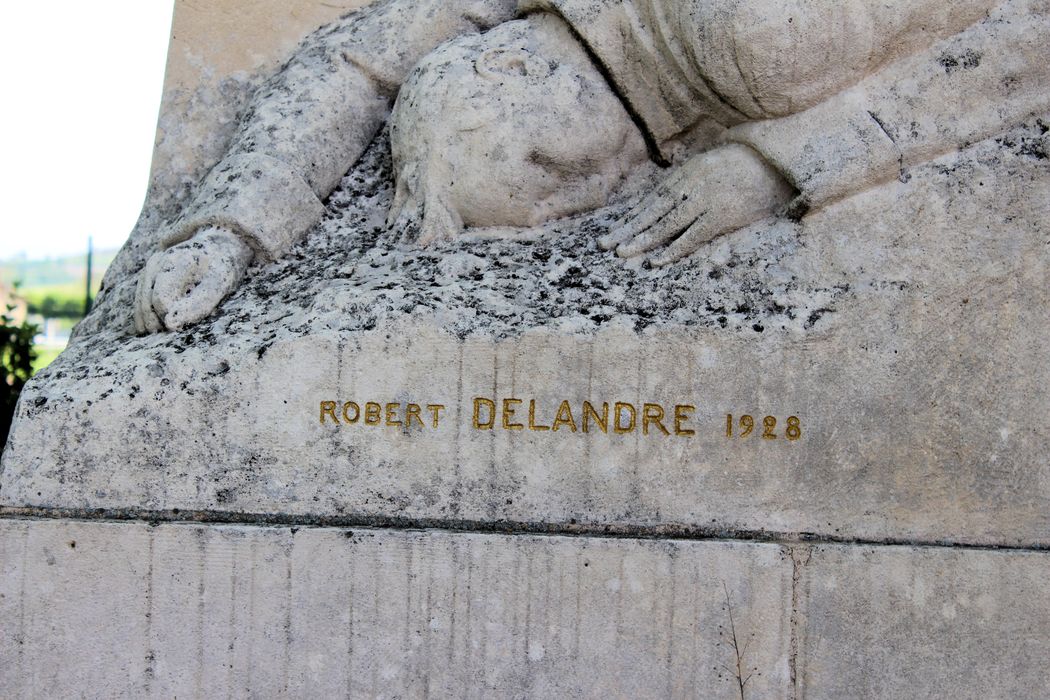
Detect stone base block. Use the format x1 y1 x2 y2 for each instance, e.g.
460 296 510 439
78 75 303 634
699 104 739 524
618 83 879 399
2 518 1048 698
798 544 1050 700
0 519 793 699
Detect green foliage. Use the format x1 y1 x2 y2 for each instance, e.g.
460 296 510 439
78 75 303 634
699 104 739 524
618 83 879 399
0 251 115 290
0 250 115 321
32 346 63 374
1 304 37 450
26 293 84 319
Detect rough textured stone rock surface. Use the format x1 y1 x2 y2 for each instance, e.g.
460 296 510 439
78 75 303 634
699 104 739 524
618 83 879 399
4 123 1049 547
2 1 1049 697
126 0 1050 334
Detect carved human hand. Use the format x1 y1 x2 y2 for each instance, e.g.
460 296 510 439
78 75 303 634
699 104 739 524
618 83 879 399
134 227 254 334
600 144 795 265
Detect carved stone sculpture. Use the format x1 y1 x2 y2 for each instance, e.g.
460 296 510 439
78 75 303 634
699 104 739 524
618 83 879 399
4 2 1050 696
133 0 1048 332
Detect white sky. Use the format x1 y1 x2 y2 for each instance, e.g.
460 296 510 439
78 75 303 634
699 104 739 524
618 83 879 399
0 1 174 260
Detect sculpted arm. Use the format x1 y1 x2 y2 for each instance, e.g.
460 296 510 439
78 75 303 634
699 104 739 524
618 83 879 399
726 0 1049 219
607 0 1049 263
136 0 518 333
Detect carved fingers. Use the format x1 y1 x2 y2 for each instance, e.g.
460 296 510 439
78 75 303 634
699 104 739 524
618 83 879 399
133 227 253 334
648 214 732 267
598 181 686 253
604 144 795 266
133 252 166 334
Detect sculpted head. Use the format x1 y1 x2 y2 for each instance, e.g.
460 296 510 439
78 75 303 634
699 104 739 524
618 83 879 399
388 15 648 243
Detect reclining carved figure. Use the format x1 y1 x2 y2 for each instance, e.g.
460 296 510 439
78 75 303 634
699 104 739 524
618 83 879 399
134 0 1048 333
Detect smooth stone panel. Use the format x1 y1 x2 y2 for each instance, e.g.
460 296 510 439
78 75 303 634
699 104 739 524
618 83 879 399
0 519 152 698
0 518 793 699
798 544 1050 700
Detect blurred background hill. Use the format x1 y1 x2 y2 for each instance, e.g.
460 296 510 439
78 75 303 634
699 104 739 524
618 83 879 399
0 248 117 371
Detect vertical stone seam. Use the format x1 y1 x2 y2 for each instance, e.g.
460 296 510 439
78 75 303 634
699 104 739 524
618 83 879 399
196 528 207 699
143 528 155 695
282 534 294 695
345 547 356 696
788 545 813 700
453 341 464 495
226 545 238 695
16 523 29 699
422 551 435 700
246 540 258 694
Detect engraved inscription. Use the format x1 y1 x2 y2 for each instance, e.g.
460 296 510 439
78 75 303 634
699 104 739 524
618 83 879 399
320 401 801 441
470 398 696 436
319 398 698 438
726 414 802 442
320 401 446 428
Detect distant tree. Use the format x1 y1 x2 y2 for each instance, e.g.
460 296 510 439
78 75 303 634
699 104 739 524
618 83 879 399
1 304 37 450
30 294 83 320
37 296 57 318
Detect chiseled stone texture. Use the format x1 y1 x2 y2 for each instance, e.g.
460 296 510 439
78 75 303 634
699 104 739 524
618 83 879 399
152 0 376 213
3 124 1049 547
0 519 793 699
798 544 1050 699
86 1 377 345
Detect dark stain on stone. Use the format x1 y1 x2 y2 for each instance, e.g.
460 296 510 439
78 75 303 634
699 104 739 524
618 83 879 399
938 48 982 74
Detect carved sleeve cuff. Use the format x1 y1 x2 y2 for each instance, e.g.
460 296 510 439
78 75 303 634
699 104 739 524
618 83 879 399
159 153 326 262
726 1 1050 216
725 90 902 214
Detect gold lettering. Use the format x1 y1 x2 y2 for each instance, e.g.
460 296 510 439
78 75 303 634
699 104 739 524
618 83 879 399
406 403 424 429
364 402 382 426
427 404 446 429
675 405 696 436
320 401 339 424
740 415 755 437
551 400 578 432
320 396 704 437
583 401 608 434
473 398 495 429
614 402 636 434
762 416 777 439
642 403 670 436
502 399 524 430
529 400 550 431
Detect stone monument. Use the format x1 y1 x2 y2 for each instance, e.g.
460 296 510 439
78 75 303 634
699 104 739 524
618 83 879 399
2 0 1049 697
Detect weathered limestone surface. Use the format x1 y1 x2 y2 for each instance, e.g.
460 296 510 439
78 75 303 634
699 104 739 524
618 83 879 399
88 0 377 344
797 545 1050 699
152 0 375 211
3 519 1048 699
3 2 1049 697
0 519 793 699
4 124 1049 546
